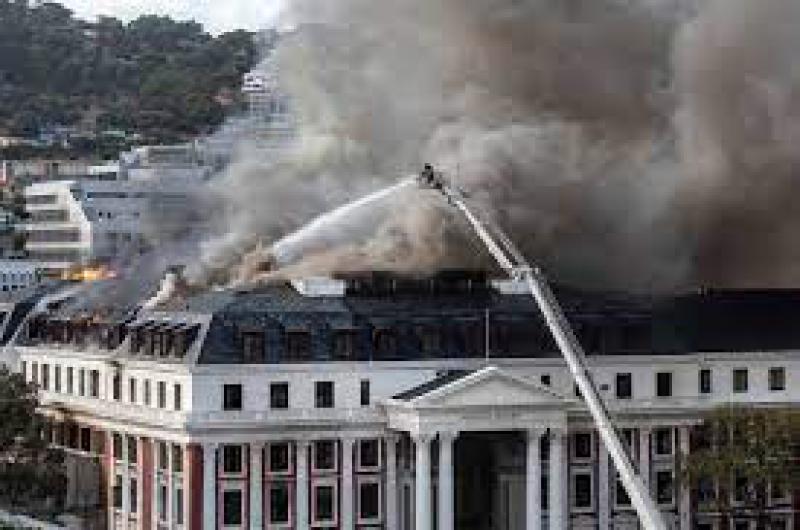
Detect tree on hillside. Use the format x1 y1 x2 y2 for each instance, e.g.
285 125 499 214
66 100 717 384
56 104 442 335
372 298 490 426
679 406 800 530
0 366 65 515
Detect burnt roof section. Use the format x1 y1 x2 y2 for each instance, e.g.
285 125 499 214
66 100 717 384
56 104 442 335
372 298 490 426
174 271 800 364
393 370 474 401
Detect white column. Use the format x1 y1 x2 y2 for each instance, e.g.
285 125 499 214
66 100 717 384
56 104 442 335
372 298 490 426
526 429 543 530
548 429 566 530
678 427 691 530
167 442 174 530
341 438 355 530
202 443 217 530
598 435 610 530
122 435 131 516
438 432 457 530
295 440 310 530
250 443 264 530
639 428 651 489
385 435 399 530
414 434 433 530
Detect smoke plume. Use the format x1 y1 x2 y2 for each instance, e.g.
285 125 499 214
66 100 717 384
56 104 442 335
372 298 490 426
191 0 800 292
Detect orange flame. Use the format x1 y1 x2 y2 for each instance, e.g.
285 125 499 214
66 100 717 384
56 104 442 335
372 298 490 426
61 266 118 282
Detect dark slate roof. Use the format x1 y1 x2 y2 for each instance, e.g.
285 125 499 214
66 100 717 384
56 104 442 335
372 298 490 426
393 370 475 401
174 271 800 365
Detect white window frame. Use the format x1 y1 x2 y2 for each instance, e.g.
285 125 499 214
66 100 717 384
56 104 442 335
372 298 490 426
266 479 293 528
157 480 169 524
571 432 594 462
653 466 675 507
356 476 383 526
652 428 674 459
219 484 245 530
356 439 382 473
311 478 338 527
220 444 246 478
570 467 594 513
312 440 338 474
266 442 293 477
613 474 633 510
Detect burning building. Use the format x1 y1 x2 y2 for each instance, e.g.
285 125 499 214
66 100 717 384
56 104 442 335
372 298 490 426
2 271 799 530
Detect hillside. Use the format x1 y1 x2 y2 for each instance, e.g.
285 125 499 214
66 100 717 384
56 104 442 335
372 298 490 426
0 1 264 152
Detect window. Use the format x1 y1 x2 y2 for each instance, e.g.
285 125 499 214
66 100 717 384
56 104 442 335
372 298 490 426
156 484 167 521
540 374 551 386
615 478 631 507
358 439 380 470
572 472 593 508
313 483 336 524
286 330 312 360
113 474 123 509
769 367 785 391
358 480 381 521
699 369 712 394
112 373 121 401
242 331 265 362
89 369 99 398
360 379 370 407
654 429 673 456
223 384 243 411
129 378 137 403
54 365 61 392
127 436 137 464
270 382 289 409
20 361 26 381
222 445 243 475
42 364 49 390
174 487 184 525
269 483 291 524
80 427 92 452
616 373 632 399
31 362 38 385
733 369 748 393
223 490 243 525
656 470 674 504
67 367 74 394
269 443 291 474
333 330 357 360
130 478 138 514
173 446 183 473
157 381 166 409
313 440 337 471
315 381 334 408
158 442 168 471
656 372 672 397
572 433 592 460
144 380 151 406
113 433 123 461
173 384 182 411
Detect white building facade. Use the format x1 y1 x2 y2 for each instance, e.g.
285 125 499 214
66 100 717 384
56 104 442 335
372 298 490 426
22 179 194 273
4 274 800 530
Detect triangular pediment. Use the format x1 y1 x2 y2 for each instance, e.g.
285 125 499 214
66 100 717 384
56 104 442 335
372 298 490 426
408 366 570 409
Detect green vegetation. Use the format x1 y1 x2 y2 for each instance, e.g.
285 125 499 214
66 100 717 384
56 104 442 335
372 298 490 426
0 1 263 151
0 366 65 516
679 406 800 529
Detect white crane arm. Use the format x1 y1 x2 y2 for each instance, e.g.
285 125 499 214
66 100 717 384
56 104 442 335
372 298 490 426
419 167 667 530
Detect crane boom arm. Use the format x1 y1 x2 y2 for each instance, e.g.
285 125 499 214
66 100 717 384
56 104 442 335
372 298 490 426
421 168 667 530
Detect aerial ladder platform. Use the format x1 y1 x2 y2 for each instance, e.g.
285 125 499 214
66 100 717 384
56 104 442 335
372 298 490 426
417 164 668 530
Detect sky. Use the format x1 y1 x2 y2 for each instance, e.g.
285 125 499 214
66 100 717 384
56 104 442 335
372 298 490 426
58 0 284 34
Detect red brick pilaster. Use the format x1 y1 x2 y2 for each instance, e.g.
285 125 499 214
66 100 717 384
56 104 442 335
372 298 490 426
141 438 153 530
186 444 204 530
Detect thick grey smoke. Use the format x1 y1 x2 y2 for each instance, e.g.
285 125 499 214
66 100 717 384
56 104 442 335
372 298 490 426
192 0 800 292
